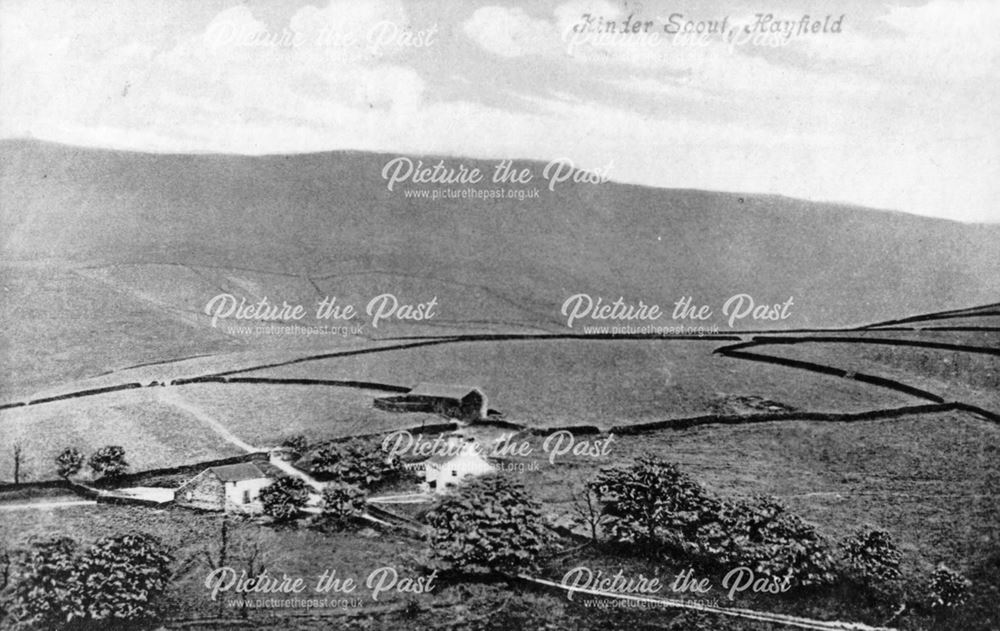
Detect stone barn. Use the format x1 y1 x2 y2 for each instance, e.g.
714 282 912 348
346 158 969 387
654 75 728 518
173 463 271 513
374 383 488 421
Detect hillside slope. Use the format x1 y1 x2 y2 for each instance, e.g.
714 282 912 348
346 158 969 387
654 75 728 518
1 139 998 392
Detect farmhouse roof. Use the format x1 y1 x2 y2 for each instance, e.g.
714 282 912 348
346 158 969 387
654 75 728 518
408 383 483 400
209 463 267 482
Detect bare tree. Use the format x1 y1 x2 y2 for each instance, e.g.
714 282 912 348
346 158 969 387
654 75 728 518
178 516 286 618
570 483 608 543
12 444 22 485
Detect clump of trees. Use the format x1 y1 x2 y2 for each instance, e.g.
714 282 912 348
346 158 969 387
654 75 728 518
425 474 549 575
9 533 172 629
584 456 976 619
307 438 403 489
591 456 836 587
259 476 310 522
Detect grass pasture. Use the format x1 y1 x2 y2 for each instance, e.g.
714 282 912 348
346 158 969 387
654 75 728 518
239 339 914 429
750 341 1000 413
172 382 442 448
0 388 241 482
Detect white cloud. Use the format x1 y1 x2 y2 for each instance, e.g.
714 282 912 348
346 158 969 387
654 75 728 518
462 6 555 58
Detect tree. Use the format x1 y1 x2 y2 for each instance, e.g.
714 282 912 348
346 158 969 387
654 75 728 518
592 456 714 547
729 497 836 587
259 476 310 522
11 533 172 629
10 536 79 628
425 474 549 574
73 533 173 624
569 483 609 542
88 445 128 479
187 518 286 618
56 447 84 479
926 565 970 610
319 482 367 531
12 444 23 484
308 438 402 489
840 527 902 584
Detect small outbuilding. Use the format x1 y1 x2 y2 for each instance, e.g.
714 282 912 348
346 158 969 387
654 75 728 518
173 462 271 513
374 383 488 421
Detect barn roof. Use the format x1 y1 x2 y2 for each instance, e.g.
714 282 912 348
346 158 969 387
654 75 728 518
408 383 484 401
209 462 267 482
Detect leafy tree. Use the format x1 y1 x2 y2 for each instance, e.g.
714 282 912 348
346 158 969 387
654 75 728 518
259 476 310 522
55 447 84 479
731 497 836 587
11 533 172 629
318 482 367 531
73 533 173 624
840 527 902 584
88 445 128 479
425 474 549 574
592 456 715 547
308 438 402 489
10 536 79 628
926 565 970 610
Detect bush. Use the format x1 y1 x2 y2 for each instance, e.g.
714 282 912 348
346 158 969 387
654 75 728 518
319 482 367 531
259 476 310 522
840 527 902 584
88 446 128 479
11 533 172 629
55 447 84 479
426 474 549 574
308 438 402 489
926 565 970 610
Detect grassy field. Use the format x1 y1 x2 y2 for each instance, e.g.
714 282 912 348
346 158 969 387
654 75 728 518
0 388 242 482
750 341 1000 413
241 339 914 428
0 264 240 401
173 382 442 448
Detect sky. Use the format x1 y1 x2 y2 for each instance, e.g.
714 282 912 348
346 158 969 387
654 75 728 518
1 0 997 222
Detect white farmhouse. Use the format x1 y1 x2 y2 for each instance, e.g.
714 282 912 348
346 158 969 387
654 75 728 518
424 437 495 493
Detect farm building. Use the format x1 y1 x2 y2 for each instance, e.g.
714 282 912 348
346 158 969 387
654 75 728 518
173 462 272 513
374 383 488 421
423 437 495 493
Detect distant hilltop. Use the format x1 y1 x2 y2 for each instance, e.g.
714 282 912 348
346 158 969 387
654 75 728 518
2 138 999 333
